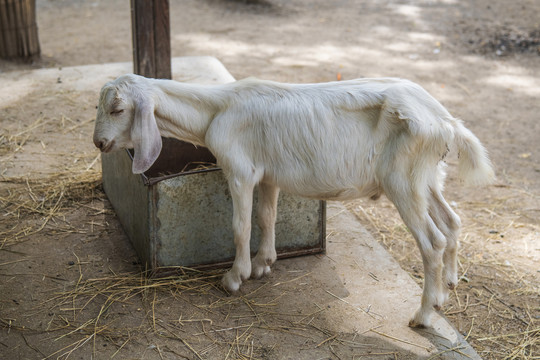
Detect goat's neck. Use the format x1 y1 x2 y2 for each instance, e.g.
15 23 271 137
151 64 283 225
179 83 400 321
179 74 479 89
152 80 227 147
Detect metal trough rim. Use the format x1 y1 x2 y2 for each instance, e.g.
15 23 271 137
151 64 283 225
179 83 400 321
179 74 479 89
125 137 220 186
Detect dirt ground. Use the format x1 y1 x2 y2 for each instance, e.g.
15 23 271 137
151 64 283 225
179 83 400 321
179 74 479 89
1 0 539 359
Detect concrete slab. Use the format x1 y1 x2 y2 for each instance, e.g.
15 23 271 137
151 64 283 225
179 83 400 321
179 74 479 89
0 57 480 359
0 56 235 110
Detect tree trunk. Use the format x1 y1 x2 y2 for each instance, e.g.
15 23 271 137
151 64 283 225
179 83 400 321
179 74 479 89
0 0 40 61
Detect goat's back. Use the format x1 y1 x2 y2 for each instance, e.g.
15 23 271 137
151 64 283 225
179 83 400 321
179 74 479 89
206 78 461 200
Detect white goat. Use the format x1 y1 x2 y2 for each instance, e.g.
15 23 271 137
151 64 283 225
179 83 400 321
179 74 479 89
93 74 494 327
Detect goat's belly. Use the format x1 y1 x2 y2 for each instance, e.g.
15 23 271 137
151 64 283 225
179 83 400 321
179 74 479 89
311 188 364 201
276 179 381 201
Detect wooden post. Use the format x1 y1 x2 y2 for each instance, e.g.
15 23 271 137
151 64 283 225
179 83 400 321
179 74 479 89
129 1 212 170
0 0 40 61
131 0 171 79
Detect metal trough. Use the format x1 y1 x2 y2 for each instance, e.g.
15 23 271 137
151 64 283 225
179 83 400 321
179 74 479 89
101 138 325 270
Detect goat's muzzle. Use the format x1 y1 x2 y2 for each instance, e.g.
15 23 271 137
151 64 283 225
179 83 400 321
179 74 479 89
94 138 114 153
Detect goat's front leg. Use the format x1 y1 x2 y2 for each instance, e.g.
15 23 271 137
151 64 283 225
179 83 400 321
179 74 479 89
222 177 255 293
252 182 279 279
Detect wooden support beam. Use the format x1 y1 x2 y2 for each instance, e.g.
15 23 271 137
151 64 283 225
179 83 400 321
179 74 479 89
131 0 171 79
0 0 40 61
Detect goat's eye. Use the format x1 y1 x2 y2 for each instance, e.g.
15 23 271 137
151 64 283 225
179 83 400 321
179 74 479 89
110 109 124 116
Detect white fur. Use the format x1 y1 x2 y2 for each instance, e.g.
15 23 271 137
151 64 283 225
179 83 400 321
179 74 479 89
93 74 495 327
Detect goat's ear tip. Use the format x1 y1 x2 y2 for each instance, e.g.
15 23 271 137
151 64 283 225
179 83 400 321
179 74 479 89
131 157 153 174
132 163 148 174
132 150 160 174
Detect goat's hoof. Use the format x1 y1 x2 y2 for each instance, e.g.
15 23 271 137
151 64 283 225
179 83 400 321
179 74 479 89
408 319 427 329
251 254 275 279
443 270 458 291
251 264 271 279
409 307 433 328
222 272 242 293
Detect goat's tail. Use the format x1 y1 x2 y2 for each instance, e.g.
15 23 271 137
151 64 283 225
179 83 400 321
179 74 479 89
451 119 495 186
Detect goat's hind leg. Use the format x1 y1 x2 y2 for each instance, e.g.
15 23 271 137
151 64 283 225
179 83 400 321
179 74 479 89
252 182 280 279
408 212 448 327
384 179 447 327
428 188 461 291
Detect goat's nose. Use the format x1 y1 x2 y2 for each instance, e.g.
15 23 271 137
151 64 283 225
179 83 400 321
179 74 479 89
94 139 104 150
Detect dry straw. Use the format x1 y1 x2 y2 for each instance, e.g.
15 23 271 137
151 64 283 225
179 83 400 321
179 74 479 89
38 264 379 359
0 169 102 249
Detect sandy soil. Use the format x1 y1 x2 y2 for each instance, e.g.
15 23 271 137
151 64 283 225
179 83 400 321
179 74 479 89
1 0 538 359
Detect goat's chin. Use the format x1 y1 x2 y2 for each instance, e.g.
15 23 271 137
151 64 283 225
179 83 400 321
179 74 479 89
106 140 131 153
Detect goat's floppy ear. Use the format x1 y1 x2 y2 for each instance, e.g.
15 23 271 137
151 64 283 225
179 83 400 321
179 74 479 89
131 95 162 174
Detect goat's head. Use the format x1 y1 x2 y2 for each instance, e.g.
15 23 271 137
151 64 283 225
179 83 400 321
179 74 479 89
93 74 162 174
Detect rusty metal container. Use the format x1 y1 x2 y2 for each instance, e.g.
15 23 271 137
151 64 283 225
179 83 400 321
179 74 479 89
100 57 325 271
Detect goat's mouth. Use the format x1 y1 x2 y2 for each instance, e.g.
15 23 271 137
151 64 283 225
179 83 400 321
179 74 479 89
101 140 115 153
